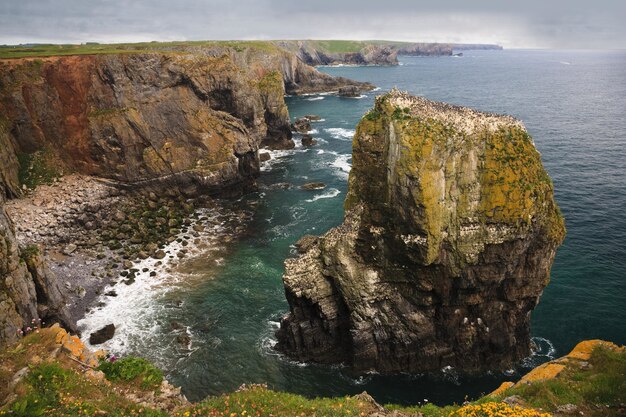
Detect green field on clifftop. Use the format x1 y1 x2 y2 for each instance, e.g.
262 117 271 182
0 39 421 59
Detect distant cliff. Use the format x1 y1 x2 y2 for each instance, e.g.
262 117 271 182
277 90 565 372
274 40 503 66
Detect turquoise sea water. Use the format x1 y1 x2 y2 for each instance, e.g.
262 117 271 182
80 50 626 406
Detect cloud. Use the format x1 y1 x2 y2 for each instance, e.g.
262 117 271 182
0 0 624 48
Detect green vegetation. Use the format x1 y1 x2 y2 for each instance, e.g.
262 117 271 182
481 346 626 416
0 39 419 59
17 148 63 190
19 244 40 261
306 39 413 54
256 70 284 95
178 384 380 417
1 329 625 417
0 40 283 59
2 362 167 417
97 356 163 389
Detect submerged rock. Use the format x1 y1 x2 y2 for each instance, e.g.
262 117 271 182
300 182 326 191
276 90 566 373
301 134 317 147
292 117 312 133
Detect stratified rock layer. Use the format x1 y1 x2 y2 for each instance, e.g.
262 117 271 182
277 90 566 372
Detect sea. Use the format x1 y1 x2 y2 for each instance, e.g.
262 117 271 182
78 49 626 406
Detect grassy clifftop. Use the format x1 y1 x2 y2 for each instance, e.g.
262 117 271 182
0 39 503 60
1 325 624 417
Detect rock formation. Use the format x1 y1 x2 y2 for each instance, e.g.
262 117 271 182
1 167 74 347
276 90 566 373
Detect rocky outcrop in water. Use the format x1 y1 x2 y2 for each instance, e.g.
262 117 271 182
276 90 566 373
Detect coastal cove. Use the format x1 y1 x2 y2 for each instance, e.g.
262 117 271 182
74 49 626 406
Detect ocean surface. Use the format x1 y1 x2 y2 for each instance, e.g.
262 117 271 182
78 49 626 406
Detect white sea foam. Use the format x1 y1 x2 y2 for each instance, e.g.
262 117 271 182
306 96 325 101
520 337 557 368
330 153 352 178
305 188 341 203
259 147 308 172
77 208 243 360
325 127 356 140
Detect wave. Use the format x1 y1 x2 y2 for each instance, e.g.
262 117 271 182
325 127 356 140
259 147 309 172
77 207 244 363
330 153 352 178
520 337 557 369
306 96 325 101
305 188 341 203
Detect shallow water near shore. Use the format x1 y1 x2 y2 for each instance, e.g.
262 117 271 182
79 49 626 405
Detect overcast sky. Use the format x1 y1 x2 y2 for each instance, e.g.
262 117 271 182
1 0 625 49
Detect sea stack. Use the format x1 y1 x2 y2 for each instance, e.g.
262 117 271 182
276 89 566 372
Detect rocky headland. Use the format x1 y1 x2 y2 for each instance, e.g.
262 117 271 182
274 40 504 66
276 90 566 373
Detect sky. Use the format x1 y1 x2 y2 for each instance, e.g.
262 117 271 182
1 0 625 49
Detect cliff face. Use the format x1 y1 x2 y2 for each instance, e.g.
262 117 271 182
0 53 285 196
277 90 565 373
0 48 372 197
0 178 74 347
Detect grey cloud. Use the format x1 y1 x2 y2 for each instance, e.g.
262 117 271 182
0 0 624 48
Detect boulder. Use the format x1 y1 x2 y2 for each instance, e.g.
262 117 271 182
301 134 317 147
89 323 115 345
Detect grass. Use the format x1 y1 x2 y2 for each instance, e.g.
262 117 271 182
97 356 163 389
176 384 380 417
0 39 418 59
482 346 626 416
0 40 283 59
1 330 624 417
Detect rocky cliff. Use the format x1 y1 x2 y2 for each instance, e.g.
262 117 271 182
276 90 566 373
0 46 372 198
0 164 74 347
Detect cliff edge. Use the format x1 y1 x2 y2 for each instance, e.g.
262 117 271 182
276 90 566 372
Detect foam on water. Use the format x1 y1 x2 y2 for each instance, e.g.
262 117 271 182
260 147 309 172
77 207 244 363
305 188 341 203
325 127 356 140
305 96 325 101
329 153 352 178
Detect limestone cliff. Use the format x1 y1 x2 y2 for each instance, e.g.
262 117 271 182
276 90 566 372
